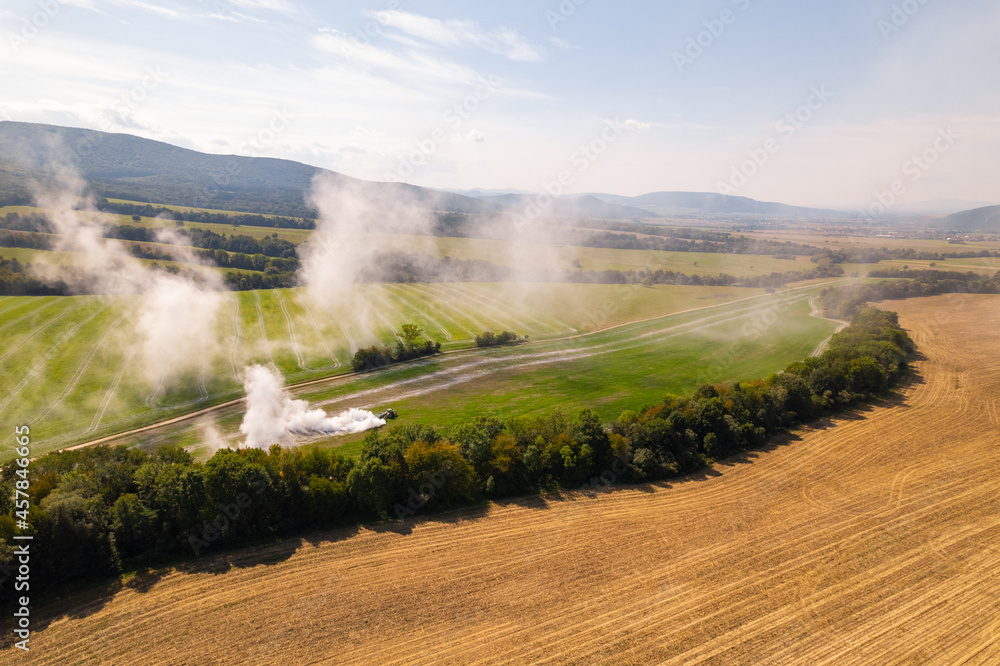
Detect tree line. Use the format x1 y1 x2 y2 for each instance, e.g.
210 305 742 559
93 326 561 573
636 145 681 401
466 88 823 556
0 257 68 296
351 325 442 372
0 305 914 599
819 269 1000 319
94 199 316 229
106 225 297 260
812 247 1000 265
0 213 299 260
475 330 524 347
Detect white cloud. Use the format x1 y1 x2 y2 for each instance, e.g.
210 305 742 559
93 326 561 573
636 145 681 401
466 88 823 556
365 10 545 62
622 118 650 133
109 0 187 19
228 0 298 18
202 10 266 24
468 129 485 143
548 36 579 50
312 28 483 87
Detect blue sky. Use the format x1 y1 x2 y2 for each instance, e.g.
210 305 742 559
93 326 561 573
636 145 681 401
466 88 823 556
1 0 998 207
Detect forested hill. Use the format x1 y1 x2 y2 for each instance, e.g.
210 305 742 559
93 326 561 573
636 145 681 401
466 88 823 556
0 121 499 218
938 204 1000 232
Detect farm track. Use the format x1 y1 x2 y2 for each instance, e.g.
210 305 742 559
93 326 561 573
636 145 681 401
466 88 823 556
19 294 1000 664
58 284 840 453
297 287 822 414
808 298 850 357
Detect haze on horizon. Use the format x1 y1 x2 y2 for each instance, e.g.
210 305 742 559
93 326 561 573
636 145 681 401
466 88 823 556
1 0 998 209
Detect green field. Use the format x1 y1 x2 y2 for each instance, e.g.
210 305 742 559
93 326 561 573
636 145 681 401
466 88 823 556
3 203 820 278
58 281 845 461
0 282 794 460
362 232 816 277
843 256 1000 276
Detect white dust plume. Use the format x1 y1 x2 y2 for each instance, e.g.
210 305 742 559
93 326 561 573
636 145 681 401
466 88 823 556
30 165 224 388
238 364 386 448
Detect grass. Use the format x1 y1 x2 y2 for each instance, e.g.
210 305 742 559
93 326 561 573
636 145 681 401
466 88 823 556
360 232 816 277
0 244 262 279
745 229 1000 254
4 204 821 278
0 282 797 460
91 282 845 459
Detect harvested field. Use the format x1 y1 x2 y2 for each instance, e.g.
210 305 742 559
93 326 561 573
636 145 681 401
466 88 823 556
16 295 1000 664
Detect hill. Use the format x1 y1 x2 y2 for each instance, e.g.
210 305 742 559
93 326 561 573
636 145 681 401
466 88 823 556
587 190 846 219
938 204 1000 232
474 192 657 220
0 122 854 223
0 121 498 218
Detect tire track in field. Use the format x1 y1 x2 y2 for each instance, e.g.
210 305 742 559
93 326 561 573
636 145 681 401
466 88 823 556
0 299 81 365
254 290 277 370
196 360 210 403
0 303 111 417
433 282 512 331
360 287 404 343
144 377 165 408
459 283 564 335
0 295 57 324
386 284 475 339
272 289 310 371
228 292 243 383
89 344 140 432
307 295 359 353
443 282 519 330
314 295 814 411
407 283 491 333
31 301 139 425
372 286 453 342
298 298 341 369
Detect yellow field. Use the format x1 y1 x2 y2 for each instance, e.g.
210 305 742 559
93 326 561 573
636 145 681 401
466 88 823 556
745 228 1000 254
18 294 1000 664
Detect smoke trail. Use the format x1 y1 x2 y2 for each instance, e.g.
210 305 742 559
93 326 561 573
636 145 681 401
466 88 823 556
29 163 224 388
238 364 385 448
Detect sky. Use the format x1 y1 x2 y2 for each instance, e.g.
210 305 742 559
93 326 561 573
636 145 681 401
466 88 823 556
1 0 998 209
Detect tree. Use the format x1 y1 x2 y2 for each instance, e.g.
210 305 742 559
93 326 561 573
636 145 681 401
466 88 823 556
131 214 141 223
347 458 396 518
305 476 349 523
403 440 475 508
400 324 424 351
110 493 158 556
